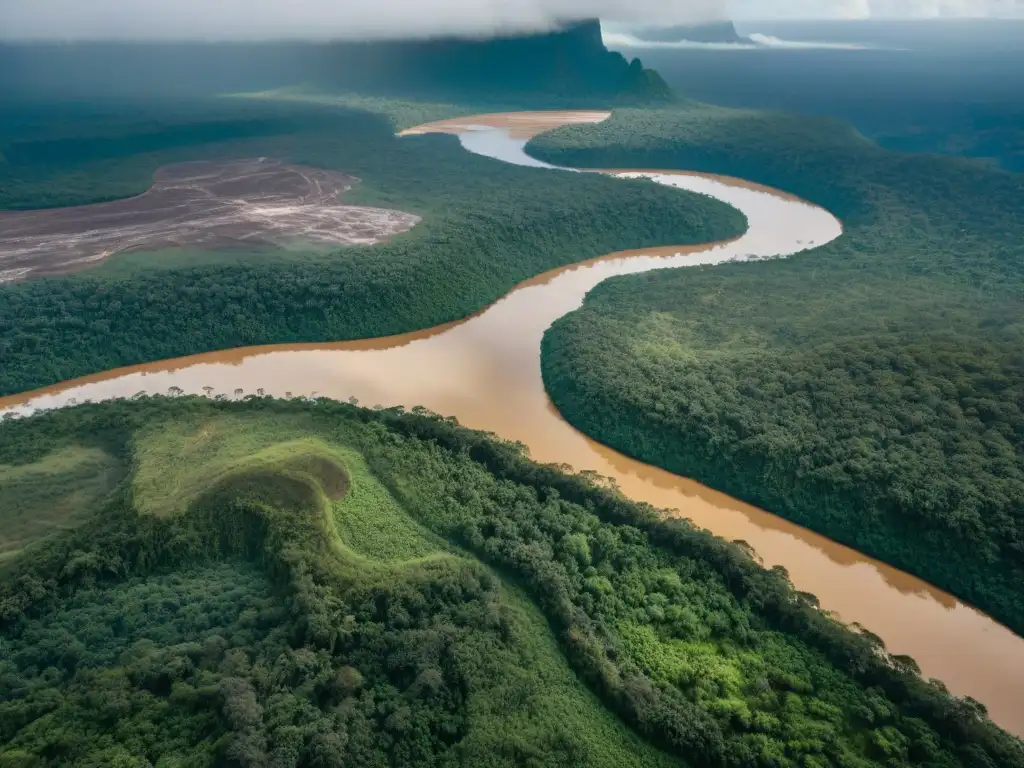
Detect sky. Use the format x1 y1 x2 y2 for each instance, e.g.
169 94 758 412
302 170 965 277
0 0 1021 41
732 0 1024 18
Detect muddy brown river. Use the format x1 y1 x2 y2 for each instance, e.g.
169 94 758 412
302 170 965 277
2 111 1022 735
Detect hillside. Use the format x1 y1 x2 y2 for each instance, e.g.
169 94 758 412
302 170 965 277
1 396 1021 766
530 105 1024 634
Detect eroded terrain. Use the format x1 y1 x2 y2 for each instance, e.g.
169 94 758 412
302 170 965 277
0 158 421 282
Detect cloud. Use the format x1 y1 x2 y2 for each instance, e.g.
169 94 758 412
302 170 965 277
729 0 1024 19
868 0 1024 16
0 0 732 41
602 30 872 48
1 0 1019 41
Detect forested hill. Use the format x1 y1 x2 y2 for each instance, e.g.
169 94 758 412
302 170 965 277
0 21 670 104
1 396 1022 765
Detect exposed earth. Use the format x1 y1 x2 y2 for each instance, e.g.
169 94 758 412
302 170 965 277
0 158 421 282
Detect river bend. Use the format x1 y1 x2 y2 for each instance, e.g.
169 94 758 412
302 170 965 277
2 111 1021 735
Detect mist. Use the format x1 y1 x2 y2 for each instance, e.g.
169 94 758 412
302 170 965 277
728 0 1024 19
602 31 872 49
0 0 730 42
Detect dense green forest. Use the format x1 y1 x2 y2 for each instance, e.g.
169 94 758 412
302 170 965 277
1 396 1021 766
634 50 1024 174
0 95 744 396
530 105 1024 634
627 20 1024 172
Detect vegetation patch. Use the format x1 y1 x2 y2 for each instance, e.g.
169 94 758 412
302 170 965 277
0 562 283 765
1 398 698 767
331 449 444 564
131 413 330 517
0 445 123 560
531 104 1024 633
26 396 1020 766
0 397 1021 764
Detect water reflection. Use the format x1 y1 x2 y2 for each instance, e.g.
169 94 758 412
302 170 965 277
1 112 1020 735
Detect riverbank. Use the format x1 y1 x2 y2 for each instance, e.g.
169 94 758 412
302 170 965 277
532 105 1024 641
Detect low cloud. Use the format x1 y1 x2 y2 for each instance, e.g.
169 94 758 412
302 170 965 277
730 0 1024 19
2 0 1018 42
0 0 731 42
603 30 872 49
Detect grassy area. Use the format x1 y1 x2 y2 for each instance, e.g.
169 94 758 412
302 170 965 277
2 399 691 766
453 583 679 767
132 411 445 564
0 445 123 560
131 412 326 518
530 104 1024 634
0 94 744 397
332 448 444 564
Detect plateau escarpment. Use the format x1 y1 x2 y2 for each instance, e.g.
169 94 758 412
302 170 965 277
0 20 672 104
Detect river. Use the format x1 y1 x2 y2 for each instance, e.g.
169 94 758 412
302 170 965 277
2 111 1021 735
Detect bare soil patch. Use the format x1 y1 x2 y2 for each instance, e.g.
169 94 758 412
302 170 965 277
0 158 420 282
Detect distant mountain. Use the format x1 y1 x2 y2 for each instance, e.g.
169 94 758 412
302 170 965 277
0 20 673 104
632 21 748 45
324 20 672 102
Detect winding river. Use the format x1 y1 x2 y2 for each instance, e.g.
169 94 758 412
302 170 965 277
2 111 1022 735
